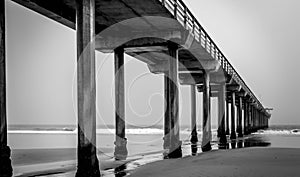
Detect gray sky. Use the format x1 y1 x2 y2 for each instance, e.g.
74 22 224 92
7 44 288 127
5 0 300 126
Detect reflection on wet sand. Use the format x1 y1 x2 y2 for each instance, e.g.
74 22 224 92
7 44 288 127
112 135 272 177
190 144 197 156
114 164 127 177
217 135 271 150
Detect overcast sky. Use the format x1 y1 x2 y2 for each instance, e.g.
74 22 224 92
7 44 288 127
5 0 300 126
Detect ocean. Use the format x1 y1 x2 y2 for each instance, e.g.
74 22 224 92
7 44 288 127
7 124 300 150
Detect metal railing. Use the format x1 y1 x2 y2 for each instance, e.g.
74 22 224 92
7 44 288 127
159 0 269 116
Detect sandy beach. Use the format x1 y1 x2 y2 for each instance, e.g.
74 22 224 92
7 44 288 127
8 126 300 176
129 147 300 177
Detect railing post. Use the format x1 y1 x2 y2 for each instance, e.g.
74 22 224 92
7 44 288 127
174 0 178 19
184 6 187 29
192 20 195 34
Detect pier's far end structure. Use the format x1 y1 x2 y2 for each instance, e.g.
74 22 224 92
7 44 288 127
0 0 271 176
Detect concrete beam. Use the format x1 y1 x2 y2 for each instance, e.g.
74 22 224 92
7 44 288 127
147 60 168 74
236 90 247 97
96 30 182 53
179 60 221 72
12 0 76 29
227 85 242 92
146 58 221 75
179 73 226 85
210 91 219 98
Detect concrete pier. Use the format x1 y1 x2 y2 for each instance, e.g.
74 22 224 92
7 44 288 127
247 101 252 134
201 72 212 152
75 0 100 176
230 92 237 139
114 48 128 160
243 101 249 135
237 96 243 137
225 99 230 135
190 85 198 144
0 0 13 176
163 74 171 151
218 84 227 144
165 44 182 158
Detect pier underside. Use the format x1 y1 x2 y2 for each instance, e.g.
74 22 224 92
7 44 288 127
11 0 219 72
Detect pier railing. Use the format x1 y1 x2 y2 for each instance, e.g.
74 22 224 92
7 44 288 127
159 0 267 114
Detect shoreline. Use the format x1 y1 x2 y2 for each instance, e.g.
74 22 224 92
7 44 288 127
10 133 300 176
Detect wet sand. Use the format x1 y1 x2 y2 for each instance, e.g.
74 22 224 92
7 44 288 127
11 148 163 177
128 147 300 177
10 133 300 176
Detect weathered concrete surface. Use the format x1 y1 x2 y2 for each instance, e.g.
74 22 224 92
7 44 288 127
165 44 182 159
230 92 237 140
76 0 100 176
237 96 243 137
201 72 212 152
218 84 227 144
114 48 128 160
190 85 198 144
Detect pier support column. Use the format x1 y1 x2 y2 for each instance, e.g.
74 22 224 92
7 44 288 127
114 48 128 160
258 111 262 129
165 43 182 158
250 106 253 133
218 84 227 144
163 74 170 150
237 97 243 137
230 92 237 139
253 107 256 131
190 85 198 144
254 109 257 131
76 0 100 176
252 108 254 132
202 71 212 152
0 1 12 176
243 101 248 135
225 99 230 135
248 103 252 133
